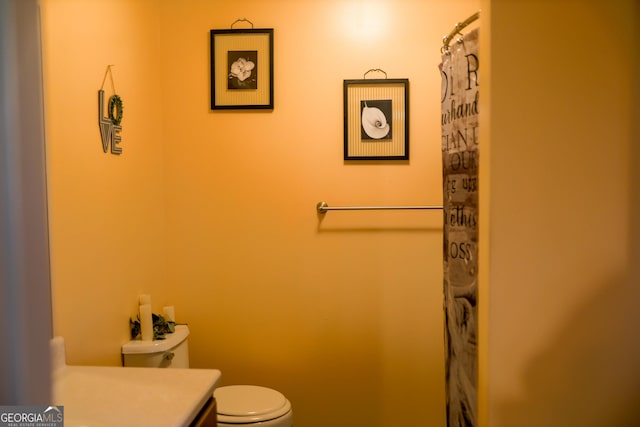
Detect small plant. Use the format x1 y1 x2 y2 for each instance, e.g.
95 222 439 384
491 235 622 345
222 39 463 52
129 313 176 340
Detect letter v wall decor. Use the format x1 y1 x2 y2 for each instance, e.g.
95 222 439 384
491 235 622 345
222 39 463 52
344 72 409 160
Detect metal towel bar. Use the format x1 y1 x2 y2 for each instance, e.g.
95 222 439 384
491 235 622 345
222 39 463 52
316 201 443 214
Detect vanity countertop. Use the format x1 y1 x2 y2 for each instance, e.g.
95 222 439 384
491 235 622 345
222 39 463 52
52 365 221 427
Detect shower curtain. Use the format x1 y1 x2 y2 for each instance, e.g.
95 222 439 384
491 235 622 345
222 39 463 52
439 27 479 427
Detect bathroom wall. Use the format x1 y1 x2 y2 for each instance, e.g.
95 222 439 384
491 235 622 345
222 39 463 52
41 0 169 365
478 0 640 426
42 0 479 426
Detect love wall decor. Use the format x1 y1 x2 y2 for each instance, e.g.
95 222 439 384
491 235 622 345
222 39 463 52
98 65 124 155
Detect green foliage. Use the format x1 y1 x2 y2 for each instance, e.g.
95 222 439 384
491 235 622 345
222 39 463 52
129 313 176 340
108 94 123 125
129 317 140 339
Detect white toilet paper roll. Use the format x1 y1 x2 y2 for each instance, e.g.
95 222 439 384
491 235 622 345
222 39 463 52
163 306 175 322
140 303 153 341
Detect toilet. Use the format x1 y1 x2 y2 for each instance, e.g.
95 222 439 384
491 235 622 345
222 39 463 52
215 385 293 427
122 325 293 427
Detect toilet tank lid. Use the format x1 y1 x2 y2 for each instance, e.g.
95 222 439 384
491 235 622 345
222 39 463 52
121 325 189 355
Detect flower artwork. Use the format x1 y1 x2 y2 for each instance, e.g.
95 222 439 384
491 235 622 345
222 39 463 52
360 100 392 140
210 29 273 109
343 79 407 159
228 51 258 89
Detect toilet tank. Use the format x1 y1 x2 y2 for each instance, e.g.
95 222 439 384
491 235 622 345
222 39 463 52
122 325 190 368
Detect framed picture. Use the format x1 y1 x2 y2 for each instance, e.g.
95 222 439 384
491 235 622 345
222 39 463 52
343 78 409 160
210 28 274 110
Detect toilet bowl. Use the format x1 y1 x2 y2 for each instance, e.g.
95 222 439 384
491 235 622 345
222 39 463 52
215 385 293 427
121 325 293 427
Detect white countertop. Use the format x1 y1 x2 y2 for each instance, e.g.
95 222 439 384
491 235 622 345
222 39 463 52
52 365 221 427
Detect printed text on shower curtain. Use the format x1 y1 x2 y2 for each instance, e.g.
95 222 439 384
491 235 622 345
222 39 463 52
439 27 479 427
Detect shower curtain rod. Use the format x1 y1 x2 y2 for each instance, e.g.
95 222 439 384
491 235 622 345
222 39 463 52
316 201 443 214
442 11 480 54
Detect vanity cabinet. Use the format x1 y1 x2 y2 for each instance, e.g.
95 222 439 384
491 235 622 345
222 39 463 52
191 397 217 427
53 365 221 427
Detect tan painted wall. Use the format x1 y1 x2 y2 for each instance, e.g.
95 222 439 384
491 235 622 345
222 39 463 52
42 0 169 366
479 0 640 426
42 1 479 426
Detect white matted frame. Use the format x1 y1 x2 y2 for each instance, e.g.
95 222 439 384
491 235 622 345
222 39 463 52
210 28 274 110
343 78 409 160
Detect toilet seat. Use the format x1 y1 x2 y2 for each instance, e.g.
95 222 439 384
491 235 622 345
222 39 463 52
215 385 292 424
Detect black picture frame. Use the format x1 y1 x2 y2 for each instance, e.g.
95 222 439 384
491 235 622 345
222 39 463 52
210 28 274 110
343 78 409 160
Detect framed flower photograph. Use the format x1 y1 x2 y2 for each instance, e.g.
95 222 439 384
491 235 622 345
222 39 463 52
210 28 274 110
343 78 409 160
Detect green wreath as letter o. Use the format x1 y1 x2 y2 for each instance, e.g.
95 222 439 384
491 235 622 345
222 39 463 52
108 95 123 126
